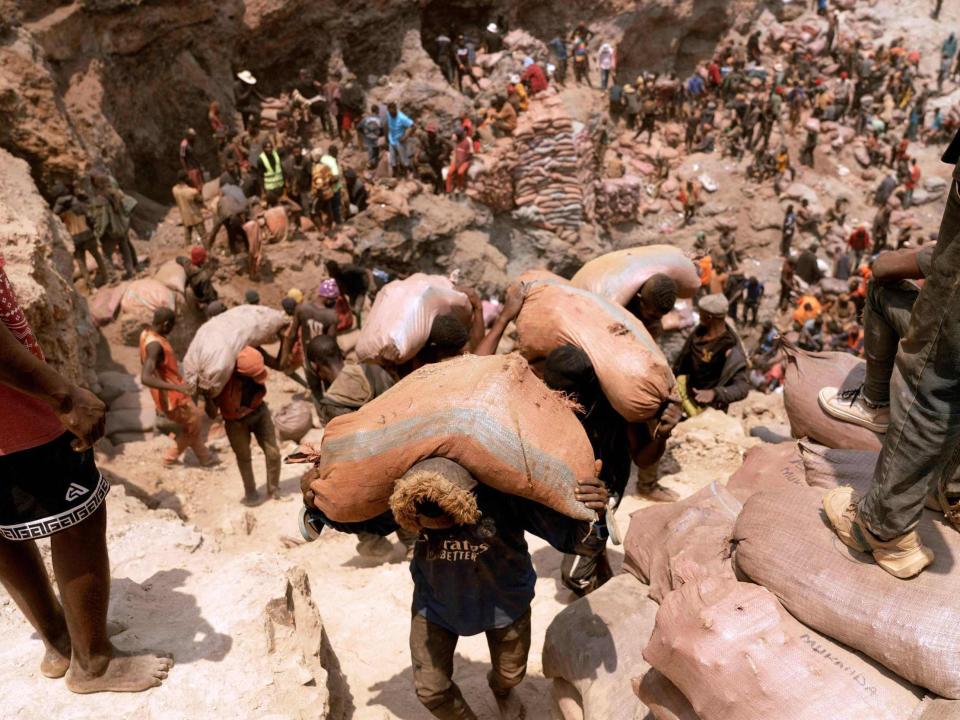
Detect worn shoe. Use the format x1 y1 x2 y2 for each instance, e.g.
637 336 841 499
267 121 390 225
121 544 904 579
822 486 934 579
818 386 890 433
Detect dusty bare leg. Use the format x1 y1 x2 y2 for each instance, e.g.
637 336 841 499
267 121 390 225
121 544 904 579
0 537 71 678
50 504 173 693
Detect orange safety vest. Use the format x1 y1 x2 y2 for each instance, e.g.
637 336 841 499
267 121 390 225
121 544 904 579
139 329 189 415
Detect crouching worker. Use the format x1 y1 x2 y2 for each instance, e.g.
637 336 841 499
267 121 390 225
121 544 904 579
543 345 682 594
673 293 750 415
140 308 215 467
301 459 609 720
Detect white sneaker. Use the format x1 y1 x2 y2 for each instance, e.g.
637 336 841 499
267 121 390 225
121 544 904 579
818 386 890 433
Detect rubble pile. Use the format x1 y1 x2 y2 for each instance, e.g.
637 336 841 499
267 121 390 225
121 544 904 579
594 175 644 224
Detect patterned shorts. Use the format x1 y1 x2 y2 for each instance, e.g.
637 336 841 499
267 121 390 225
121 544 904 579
0 432 109 541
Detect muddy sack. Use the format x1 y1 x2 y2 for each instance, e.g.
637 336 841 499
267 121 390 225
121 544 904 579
734 484 960 699
622 481 740 602
273 401 314 442
643 576 925 720
725 442 805 502
182 305 288 395
516 279 674 422
154 260 187 296
782 342 882 451
543 574 658 720
571 245 701 305
356 274 473 365
313 353 596 522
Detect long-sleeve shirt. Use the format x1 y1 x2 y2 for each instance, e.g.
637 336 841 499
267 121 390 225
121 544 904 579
315 485 596 636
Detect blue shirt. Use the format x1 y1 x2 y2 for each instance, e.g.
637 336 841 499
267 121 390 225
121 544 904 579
687 74 705 96
387 111 413 146
316 485 594 636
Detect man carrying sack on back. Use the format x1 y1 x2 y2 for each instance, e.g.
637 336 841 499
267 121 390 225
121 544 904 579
301 460 609 720
822 129 960 580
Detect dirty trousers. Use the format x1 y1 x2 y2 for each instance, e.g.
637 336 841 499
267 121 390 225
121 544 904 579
224 404 281 496
861 280 920 406
163 400 211 465
859 178 960 539
410 609 531 720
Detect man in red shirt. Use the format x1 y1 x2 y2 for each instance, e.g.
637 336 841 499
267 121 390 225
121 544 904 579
208 346 281 505
904 158 922 208
847 225 872 267
520 59 548 95
0 256 172 692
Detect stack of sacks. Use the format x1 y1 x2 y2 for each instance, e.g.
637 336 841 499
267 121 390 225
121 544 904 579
310 353 596 522
593 176 643 224
622 481 741 602
467 139 516 211
512 97 584 234
543 574 659 720
571 245 701 305
574 118 598 222
642 576 926 720
515 276 674 422
98 370 156 445
355 274 472 365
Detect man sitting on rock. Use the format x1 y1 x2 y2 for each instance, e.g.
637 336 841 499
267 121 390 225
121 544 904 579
821 131 960 580
301 458 610 720
674 293 750 415
140 307 215 468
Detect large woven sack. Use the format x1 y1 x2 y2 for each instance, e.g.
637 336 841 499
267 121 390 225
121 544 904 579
312 353 596 522
782 342 882 451
635 670 700 720
89 283 127 326
356 274 472 364
571 245 701 305
542 574 657 720
119 279 175 317
105 406 156 438
516 280 673 421
622 481 740 601
734 484 960 698
274 401 313 442
182 305 288 395
154 260 187 295
797 439 876 493
643 577 925 720
725 442 804 502
919 700 960 719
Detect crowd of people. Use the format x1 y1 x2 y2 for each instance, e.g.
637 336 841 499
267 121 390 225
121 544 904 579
3 2 959 718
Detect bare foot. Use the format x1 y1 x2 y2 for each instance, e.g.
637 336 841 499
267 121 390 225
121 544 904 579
65 648 173 694
40 633 71 679
494 690 526 720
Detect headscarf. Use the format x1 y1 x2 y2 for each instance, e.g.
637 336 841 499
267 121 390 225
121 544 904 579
190 245 208 266
317 278 340 299
287 287 304 304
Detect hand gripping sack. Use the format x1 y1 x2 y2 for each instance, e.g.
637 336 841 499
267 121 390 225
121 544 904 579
571 245 701 305
622 481 740 601
515 279 674 422
356 274 473 364
782 342 882 451
643 577 925 720
542 574 659 720
734 485 960 699
312 353 596 522
182 305 288 395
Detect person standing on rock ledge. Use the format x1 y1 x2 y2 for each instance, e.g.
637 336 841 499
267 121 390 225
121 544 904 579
386 102 415 179
0 256 173 693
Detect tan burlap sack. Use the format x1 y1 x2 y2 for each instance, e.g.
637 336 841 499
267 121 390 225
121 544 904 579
273 400 314 442
782 342 882 451
919 699 960 719
515 280 673 421
543 574 657 720
313 353 596 522
635 670 701 720
797 439 877 493
734 484 960 698
622 481 740 602
355 274 472 365
643 577 925 720
571 245 701 305
725 442 805 502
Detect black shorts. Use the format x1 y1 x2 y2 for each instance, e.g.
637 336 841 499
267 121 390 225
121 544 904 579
0 432 109 541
